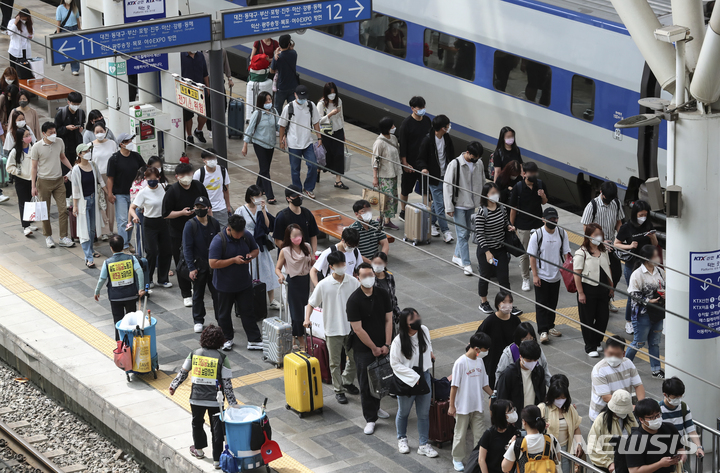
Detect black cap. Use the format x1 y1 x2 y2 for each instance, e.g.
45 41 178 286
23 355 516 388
194 196 210 207
295 84 308 97
279 34 291 48
285 184 302 198
543 207 559 219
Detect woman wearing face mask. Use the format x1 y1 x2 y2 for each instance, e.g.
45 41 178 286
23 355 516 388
70 143 106 268
129 167 172 288
276 223 314 347
475 182 517 316
501 405 560 473
0 84 19 141
496 160 522 205
11 91 38 136
6 127 36 236
448 333 494 471
55 0 81 75
476 290 520 389
147 156 168 185
317 82 347 189
390 307 438 458
469 400 518 473
495 321 551 386
242 91 278 204
83 110 116 144
537 381 583 473
3 110 35 153
0 67 18 95
7 9 33 79
614 200 658 335
587 390 637 472
491 126 522 182
574 223 613 358
371 251 400 326
372 116 401 229
236 185 280 308
624 244 666 378
91 123 118 239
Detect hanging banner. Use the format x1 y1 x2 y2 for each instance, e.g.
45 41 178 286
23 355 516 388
688 250 720 339
175 79 206 116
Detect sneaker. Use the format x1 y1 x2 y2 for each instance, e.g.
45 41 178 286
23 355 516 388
453 460 465 471
549 328 562 337
189 446 205 459
443 230 454 243
60 64 66 71
72 70 79 76
417 444 438 458
222 340 234 351
652 370 665 379
539 332 549 344
183 297 193 307
194 129 207 143
431 224 441 237
588 351 600 358
214 461 220 470
268 299 281 310
398 210 405 222
511 306 523 316
609 301 619 313
521 278 531 291
451 256 463 267
384 221 399 230
160 282 173 288
194 323 204 333
101 234 109 241
342 384 360 395
398 437 410 454
28 225 38 232
247 341 263 350
187 135 194 145
207 130 213 141
59 237 75 247
377 408 390 419
625 322 634 334
149 282 156 289
23 227 32 237
463 265 473 276
46 237 56 248
0 195 9 203
363 422 375 435
479 302 493 314
336 393 348 404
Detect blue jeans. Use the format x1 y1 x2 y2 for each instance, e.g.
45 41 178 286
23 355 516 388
396 370 432 445
429 182 449 232
65 25 80 73
624 263 633 322
288 145 317 192
114 194 133 249
81 194 96 262
453 207 474 266
625 314 663 371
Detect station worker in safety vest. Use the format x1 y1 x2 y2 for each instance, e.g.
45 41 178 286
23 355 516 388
94 234 145 340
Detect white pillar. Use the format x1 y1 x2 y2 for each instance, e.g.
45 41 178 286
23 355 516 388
161 0 183 164
102 0 129 135
81 4 106 112
137 71 159 104
665 111 720 426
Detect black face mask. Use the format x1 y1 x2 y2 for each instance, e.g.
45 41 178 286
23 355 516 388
409 320 422 330
546 222 557 230
526 175 538 184
290 197 303 207
195 208 208 218
602 194 616 205
469 157 480 163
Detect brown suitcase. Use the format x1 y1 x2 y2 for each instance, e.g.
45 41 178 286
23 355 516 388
428 363 455 448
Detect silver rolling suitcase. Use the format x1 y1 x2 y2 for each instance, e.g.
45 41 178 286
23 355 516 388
262 316 293 367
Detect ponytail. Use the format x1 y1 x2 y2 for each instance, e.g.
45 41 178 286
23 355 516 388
521 405 546 433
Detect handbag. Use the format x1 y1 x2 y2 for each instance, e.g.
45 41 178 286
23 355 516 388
562 254 578 293
320 104 334 135
314 141 327 167
113 335 133 371
361 188 387 213
504 229 525 258
390 345 430 397
367 356 394 399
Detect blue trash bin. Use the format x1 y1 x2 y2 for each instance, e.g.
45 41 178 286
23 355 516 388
224 406 266 471
116 317 159 375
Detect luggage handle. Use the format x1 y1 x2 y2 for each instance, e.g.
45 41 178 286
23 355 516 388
422 173 429 208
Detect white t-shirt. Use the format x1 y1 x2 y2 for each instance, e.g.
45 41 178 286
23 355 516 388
504 433 560 463
133 185 166 218
527 227 571 283
435 135 446 176
307 274 360 337
313 244 358 278
279 100 320 150
91 138 119 175
193 166 230 212
450 354 489 415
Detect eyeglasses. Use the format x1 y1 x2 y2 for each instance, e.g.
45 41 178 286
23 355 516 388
644 414 662 421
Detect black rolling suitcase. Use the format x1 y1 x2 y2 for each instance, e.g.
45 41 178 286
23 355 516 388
251 258 267 321
228 87 244 139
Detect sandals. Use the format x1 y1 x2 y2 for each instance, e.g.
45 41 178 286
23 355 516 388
85 261 96 268
334 181 349 190
267 199 278 205
93 251 101 258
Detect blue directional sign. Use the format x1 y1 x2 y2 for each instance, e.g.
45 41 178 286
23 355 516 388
222 0 372 40
127 53 168 74
689 250 720 339
50 14 212 65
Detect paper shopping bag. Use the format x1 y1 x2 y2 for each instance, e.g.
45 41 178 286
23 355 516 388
132 333 152 373
361 188 387 213
23 197 48 222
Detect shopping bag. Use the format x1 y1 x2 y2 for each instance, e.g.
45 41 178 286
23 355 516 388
344 146 352 172
23 197 48 222
314 141 327 167
132 331 152 373
361 188 386 213
367 356 394 399
28 57 44 78
113 335 133 371
562 254 577 293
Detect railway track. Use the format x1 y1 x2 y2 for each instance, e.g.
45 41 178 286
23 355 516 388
0 419 70 473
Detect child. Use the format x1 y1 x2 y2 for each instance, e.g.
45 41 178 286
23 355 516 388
169 325 238 469
449 333 494 472
661 377 704 458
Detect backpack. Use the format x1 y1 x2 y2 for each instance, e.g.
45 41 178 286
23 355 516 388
248 108 278 139
199 165 228 192
56 106 86 133
450 157 461 206
287 100 315 131
513 434 556 473
531 226 566 269
319 244 359 280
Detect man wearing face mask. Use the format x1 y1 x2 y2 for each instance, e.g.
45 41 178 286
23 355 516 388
660 377 704 459
193 149 231 227
310 227 360 286
306 251 361 404
625 399 684 473
162 162 209 307
527 207 571 344
398 96 432 221
106 132 146 252
272 185 318 253
444 142 485 276
346 263 393 430
589 335 645 421
350 199 389 263
510 161 548 292
55 91 85 201
495 339 546 426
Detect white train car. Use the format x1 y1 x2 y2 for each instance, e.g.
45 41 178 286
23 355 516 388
229 0 676 206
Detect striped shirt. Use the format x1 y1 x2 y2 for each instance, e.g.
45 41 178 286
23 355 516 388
661 402 696 438
349 220 387 260
474 206 508 250
581 196 625 241
589 358 643 421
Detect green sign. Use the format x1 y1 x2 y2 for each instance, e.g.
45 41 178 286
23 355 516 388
108 61 127 76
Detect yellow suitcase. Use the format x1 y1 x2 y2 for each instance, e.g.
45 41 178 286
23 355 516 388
283 351 323 417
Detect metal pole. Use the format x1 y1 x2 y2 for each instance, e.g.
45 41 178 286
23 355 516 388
102 0 129 136
160 0 183 164
209 21 228 163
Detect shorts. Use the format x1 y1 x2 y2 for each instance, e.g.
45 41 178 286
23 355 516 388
183 108 195 122
400 168 428 196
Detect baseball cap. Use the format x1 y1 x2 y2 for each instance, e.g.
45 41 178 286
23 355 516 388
116 132 135 143
285 184 302 198
295 85 308 97
543 207 559 220
194 196 210 207
76 142 93 155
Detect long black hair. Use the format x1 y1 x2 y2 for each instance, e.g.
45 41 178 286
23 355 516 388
490 399 513 430
545 381 572 413
480 182 500 208
633 244 657 271
630 199 651 227
600 404 636 434
322 81 339 107
398 307 427 360
12 127 28 164
494 126 518 154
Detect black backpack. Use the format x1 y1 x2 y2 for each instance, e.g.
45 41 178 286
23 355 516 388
590 197 621 223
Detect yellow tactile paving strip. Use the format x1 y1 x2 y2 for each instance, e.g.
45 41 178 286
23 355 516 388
0 264 312 473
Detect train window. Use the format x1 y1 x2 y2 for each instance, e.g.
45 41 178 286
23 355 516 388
359 12 407 58
315 25 344 37
422 29 475 81
493 51 552 107
571 75 595 121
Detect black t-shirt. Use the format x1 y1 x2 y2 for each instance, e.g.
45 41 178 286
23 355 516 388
346 286 392 353
270 49 298 91
509 179 547 230
398 114 432 166
54 106 85 159
493 146 523 172
106 151 146 195
616 220 655 266
272 206 319 242
625 423 681 473
161 181 210 238
476 313 521 387
478 426 520 473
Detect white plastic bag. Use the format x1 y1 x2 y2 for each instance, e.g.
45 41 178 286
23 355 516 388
118 310 149 331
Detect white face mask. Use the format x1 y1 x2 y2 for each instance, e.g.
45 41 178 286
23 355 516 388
522 359 538 370
488 193 500 203
361 211 373 223
64 0 71 4
446 124 452 133
636 216 647 224
389 127 396 135
332 265 346 276
16 120 25 128
591 235 603 246
645 418 663 430
666 396 682 407
45 133 57 143
263 103 272 110
178 175 193 186
69 104 79 112
206 159 217 168
253 198 264 205
85 154 93 162
372 264 385 273
499 303 512 314
605 356 623 368
477 349 488 359
327 93 336 100
360 276 375 288
5 78 13 85
507 411 518 424
553 398 566 409
95 133 106 140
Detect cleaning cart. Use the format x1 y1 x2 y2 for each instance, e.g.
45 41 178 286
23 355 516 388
115 311 158 381
221 399 281 472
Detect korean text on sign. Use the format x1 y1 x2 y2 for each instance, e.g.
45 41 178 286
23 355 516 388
191 355 219 385
108 260 134 287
